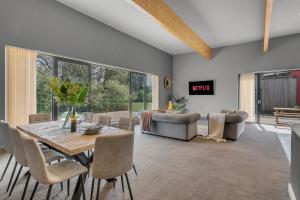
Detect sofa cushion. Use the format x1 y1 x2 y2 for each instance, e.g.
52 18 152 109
152 113 200 124
220 110 248 123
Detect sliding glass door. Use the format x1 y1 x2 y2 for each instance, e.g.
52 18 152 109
129 72 153 117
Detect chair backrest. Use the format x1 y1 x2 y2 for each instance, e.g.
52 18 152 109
29 113 51 124
96 115 111 126
21 135 49 184
9 127 28 166
117 117 135 131
0 120 14 154
92 133 134 179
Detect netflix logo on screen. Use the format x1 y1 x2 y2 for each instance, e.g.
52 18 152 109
189 81 214 95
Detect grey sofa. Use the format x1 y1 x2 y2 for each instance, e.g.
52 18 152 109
141 112 201 141
220 110 249 140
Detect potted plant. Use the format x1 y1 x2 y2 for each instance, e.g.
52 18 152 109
49 77 89 128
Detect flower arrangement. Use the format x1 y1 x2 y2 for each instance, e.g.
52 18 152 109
49 77 89 128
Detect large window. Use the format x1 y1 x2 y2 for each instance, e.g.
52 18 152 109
36 54 53 114
36 53 156 120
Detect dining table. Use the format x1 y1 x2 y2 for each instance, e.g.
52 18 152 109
17 121 131 200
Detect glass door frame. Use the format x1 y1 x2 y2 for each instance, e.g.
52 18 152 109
255 73 262 123
129 71 147 117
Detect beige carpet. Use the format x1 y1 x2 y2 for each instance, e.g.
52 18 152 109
0 123 289 200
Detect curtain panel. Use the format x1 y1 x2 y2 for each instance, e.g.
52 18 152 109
6 46 37 126
239 73 255 122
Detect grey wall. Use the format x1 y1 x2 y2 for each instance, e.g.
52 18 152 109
0 0 172 121
173 34 300 115
0 0 172 148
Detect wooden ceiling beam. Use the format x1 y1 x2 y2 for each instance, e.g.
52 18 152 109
131 0 212 59
263 0 274 52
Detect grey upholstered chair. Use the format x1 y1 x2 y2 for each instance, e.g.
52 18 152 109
8 127 64 199
90 133 135 200
95 115 111 126
0 120 14 182
117 117 135 131
117 117 137 175
29 113 52 124
29 113 52 150
29 113 51 124
22 135 88 200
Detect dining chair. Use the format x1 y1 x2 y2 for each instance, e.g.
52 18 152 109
117 117 137 175
29 113 52 151
8 127 65 199
117 117 135 131
87 115 112 159
95 115 111 126
29 113 51 124
22 135 88 200
0 120 14 182
90 132 135 200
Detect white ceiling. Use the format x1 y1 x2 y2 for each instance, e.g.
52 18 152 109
57 0 300 55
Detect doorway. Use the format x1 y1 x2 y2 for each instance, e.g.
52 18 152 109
255 70 300 125
239 69 300 125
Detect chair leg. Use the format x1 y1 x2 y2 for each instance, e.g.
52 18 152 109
0 154 13 181
90 178 95 200
9 165 23 196
46 185 53 200
113 178 115 188
24 170 30 176
21 173 31 200
96 179 101 200
6 161 18 192
67 179 70 196
121 175 124 193
133 164 137 175
125 173 133 200
57 159 63 191
80 175 86 200
30 181 39 200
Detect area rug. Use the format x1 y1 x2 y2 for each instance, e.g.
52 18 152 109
0 123 290 200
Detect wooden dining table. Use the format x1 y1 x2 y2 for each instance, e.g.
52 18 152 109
17 121 131 200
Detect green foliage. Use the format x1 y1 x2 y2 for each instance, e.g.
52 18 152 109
171 96 188 112
36 69 52 113
49 77 89 108
91 79 128 112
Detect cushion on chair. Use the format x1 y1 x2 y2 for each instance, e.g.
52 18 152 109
42 149 64 163
46 160 88 184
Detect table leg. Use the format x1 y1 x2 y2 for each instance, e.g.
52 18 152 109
71 172 87 200
71 153 90 200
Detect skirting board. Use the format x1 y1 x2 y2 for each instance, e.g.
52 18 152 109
289 183 296 200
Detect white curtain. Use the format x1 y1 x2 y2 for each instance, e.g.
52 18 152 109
6 46 37 126
239 73 255 122
151 75 159 110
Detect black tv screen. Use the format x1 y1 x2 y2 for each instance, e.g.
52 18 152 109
189 81 214 95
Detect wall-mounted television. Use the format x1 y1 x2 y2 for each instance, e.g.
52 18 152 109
189 80 214 95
